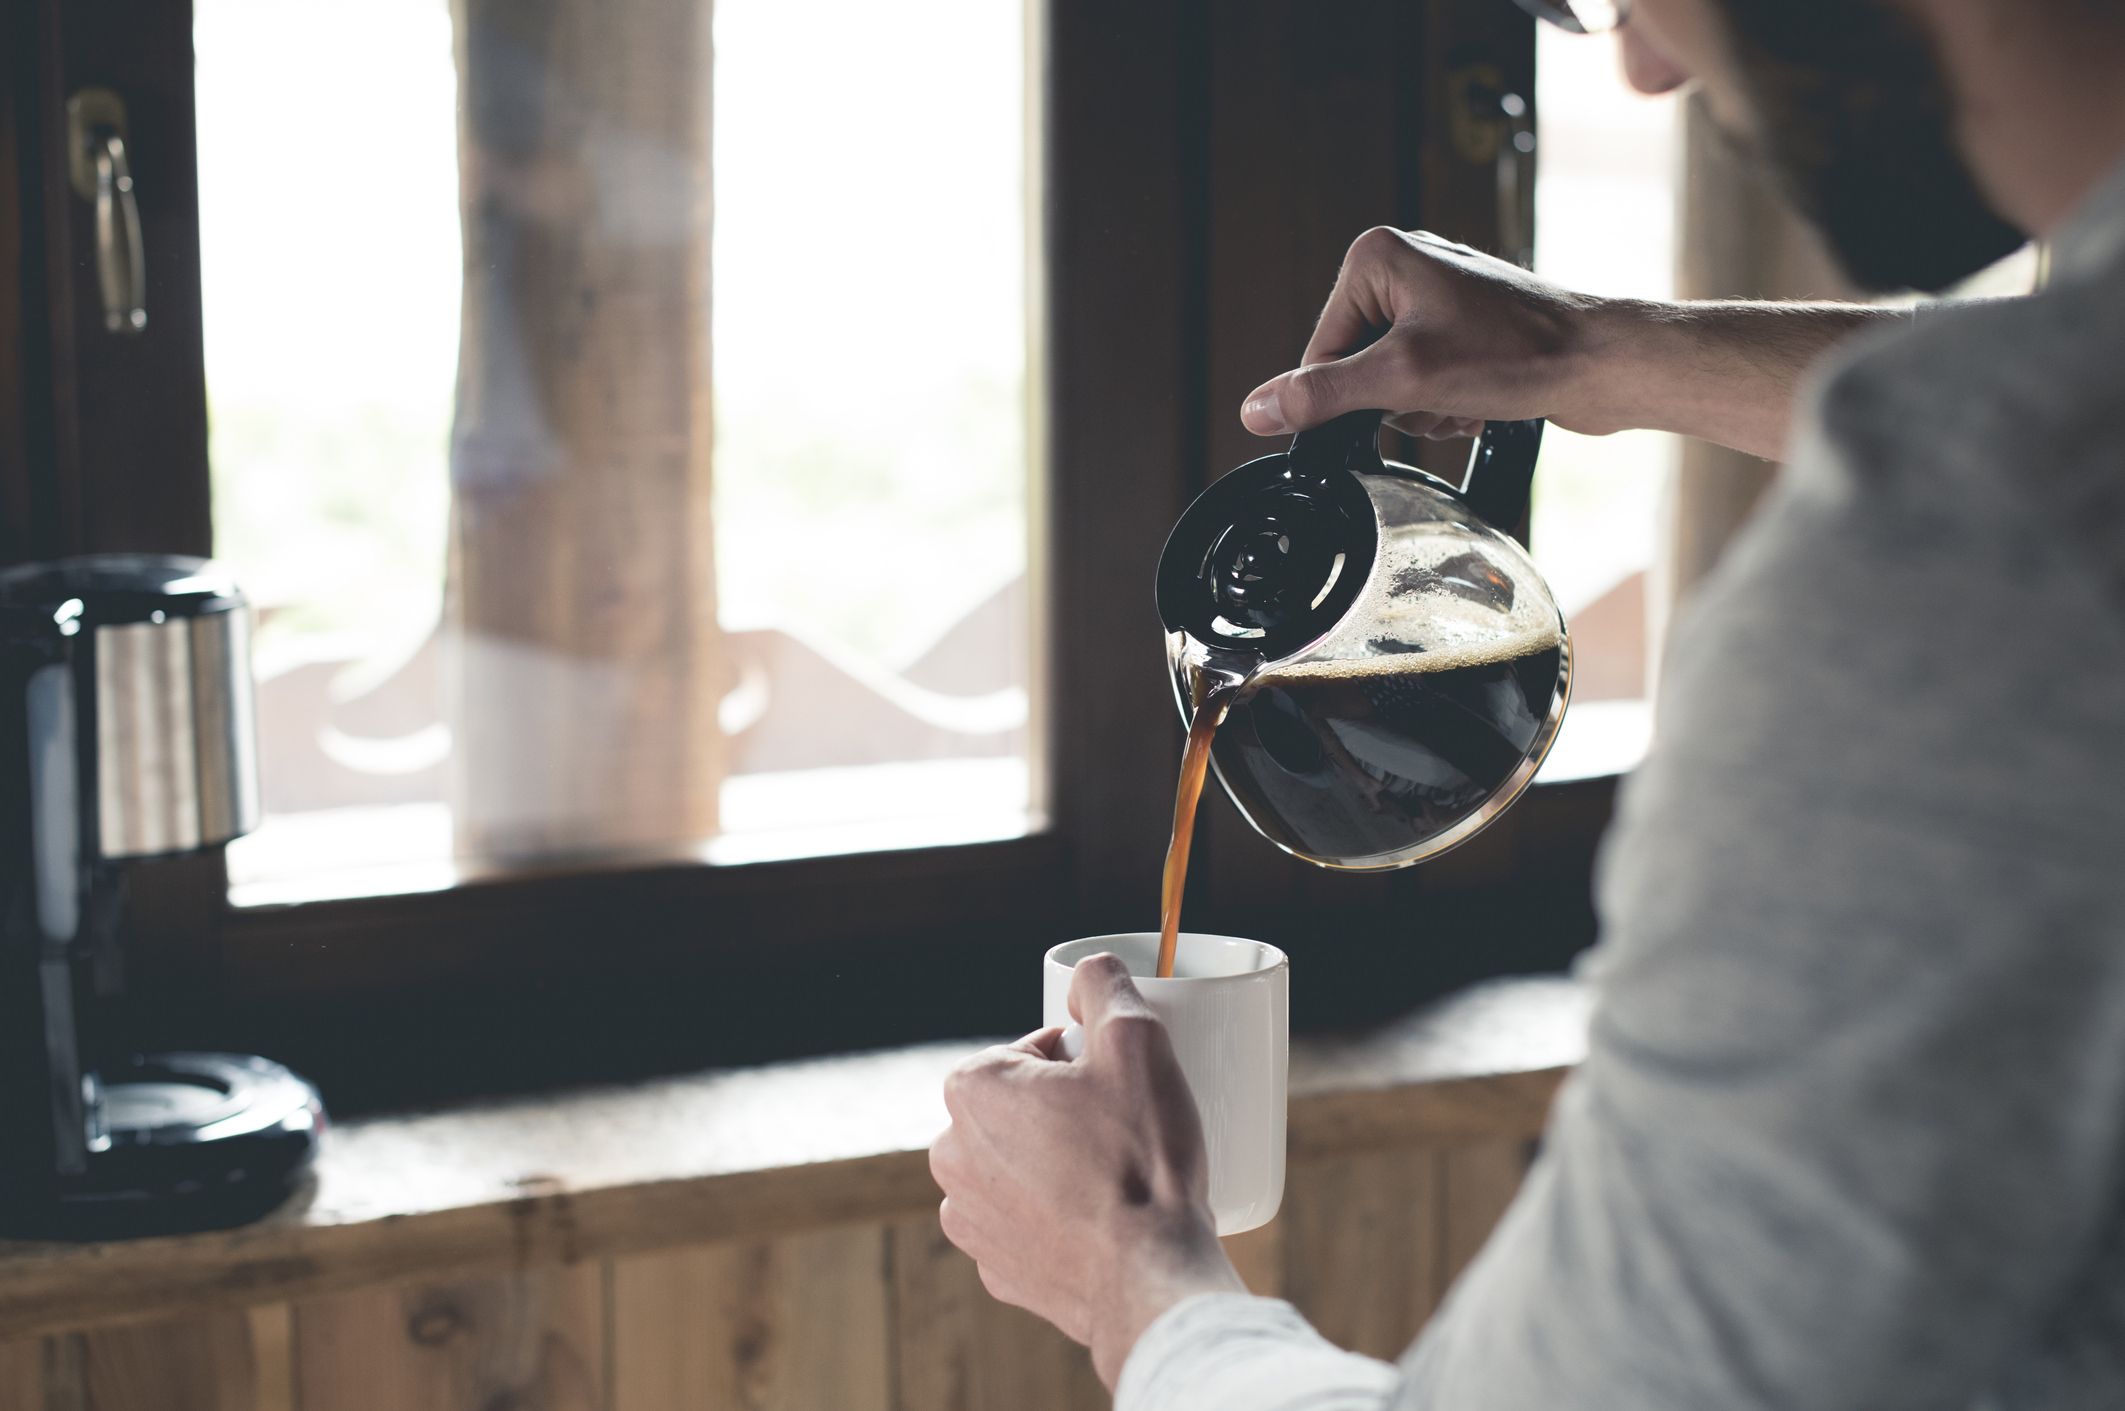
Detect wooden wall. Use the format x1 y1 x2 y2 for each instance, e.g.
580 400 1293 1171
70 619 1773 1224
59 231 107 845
0 1138 1530 1411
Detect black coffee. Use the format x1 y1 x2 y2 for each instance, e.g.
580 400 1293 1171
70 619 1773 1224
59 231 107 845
1192 638 1564 869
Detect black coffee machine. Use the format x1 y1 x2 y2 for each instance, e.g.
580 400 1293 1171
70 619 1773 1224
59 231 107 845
0 555 323 1238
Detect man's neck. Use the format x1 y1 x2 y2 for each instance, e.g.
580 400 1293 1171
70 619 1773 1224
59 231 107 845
1931 0 2125 237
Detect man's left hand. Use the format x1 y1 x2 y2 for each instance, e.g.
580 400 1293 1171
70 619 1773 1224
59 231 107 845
929 953 1247 1387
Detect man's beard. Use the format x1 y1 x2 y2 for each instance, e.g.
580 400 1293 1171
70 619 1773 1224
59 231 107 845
1712 0 2028 293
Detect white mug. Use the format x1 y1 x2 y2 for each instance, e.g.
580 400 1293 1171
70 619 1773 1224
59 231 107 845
1043 933 1288 1235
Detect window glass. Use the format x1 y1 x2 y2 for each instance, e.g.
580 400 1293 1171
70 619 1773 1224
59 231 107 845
195 0 1039 902
1527 25 1678 705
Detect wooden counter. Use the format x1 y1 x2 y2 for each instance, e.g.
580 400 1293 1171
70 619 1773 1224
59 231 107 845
0 976 1587 1411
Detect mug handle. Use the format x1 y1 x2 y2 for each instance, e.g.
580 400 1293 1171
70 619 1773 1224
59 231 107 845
1055 1024 1086 1062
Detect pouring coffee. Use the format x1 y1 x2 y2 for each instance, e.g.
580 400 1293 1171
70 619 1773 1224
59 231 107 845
1149 412 1571 973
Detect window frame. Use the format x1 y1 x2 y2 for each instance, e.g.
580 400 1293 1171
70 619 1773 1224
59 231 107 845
6 0 1607 1112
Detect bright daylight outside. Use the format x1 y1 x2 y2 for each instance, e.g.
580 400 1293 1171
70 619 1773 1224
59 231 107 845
196 0 1035 899
1527 24 1678 712
199 6 1663 901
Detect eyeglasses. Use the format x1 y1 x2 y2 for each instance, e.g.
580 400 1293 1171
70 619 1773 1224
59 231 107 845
1507 0 1628 35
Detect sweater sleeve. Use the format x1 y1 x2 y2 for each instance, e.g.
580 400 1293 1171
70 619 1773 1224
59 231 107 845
1115 1295 1401 1411
1117 365 2125 1411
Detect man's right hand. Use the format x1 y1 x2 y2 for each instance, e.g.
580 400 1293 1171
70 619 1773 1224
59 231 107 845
1240 226 1895 463
1239 227 1623 443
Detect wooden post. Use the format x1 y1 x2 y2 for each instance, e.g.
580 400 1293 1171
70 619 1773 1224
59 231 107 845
446 0 723 861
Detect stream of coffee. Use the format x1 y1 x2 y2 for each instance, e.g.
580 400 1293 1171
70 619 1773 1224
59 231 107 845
1156 672 1247 979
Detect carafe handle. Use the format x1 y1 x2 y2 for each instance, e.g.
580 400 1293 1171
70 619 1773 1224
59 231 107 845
1459 417 1546 533
1288 409 1545 534
1287 409 1389 483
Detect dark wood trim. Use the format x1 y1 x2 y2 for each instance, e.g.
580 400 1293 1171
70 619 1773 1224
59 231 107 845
1042 0 1211 939
1 0 70 561
220 834 1063 998
52 0 213 558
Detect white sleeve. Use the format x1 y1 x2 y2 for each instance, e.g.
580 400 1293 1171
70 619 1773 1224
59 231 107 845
1117 382 2125 1411
1115 1294 1402 1411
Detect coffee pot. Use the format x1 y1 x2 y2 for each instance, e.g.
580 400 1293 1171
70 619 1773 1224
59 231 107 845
0 555 324 1237
1156 411 1571 871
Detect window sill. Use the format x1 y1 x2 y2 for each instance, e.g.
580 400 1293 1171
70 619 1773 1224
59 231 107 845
0 975 1588 1339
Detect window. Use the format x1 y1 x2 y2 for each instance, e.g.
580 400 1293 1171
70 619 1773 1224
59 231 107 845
195 0 1039 902
1527 24 1679 710
13 0 1608 1101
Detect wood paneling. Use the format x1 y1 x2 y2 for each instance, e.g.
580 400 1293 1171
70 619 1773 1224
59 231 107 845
247 1306 296 1411
1438 1138 1533 1296
886 1214 1106 1411
0 977 1579 1343
1282 1149 1443 1361
0 1134 1538 1409
291 1266 603 1411
55 1309 275 1411
1224 1218 1286 1297
0 1335 46 1411
611 1227 890 1411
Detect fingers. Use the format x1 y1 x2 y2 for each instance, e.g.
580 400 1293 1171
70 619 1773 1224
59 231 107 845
1066 953 1151 1031
1007 1025 1066 1060
1300 225 1411 366
1386 411 1486 441
1241 339 1411 436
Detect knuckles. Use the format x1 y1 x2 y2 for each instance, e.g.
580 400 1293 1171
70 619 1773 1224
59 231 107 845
1346 224 1411 267
941 1044 1017 1118
1095 1010 1171 1063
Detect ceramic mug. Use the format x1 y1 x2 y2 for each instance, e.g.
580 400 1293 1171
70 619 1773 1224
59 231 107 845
1042 932 1288 1235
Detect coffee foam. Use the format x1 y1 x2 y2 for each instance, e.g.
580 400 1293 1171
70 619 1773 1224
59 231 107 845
1258 623 1562 683
1257 525 1562 682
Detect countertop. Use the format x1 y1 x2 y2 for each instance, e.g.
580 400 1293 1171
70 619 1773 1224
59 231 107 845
0 974 1588 1338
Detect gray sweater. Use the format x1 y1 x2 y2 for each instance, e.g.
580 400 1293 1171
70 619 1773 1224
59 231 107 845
1118 162 2125 1411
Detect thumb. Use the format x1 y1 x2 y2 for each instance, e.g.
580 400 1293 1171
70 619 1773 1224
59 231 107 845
1067 953 1151 1032
1241 340 1409 436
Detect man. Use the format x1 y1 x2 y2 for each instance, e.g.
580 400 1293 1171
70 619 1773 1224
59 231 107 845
930 0 2125 1406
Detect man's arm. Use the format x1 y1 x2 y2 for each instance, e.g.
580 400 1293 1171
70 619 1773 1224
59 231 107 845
1235 227 1899 462
1115 348 2125 1409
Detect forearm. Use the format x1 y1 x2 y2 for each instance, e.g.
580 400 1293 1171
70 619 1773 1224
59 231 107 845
1575 299 1904 461
1090 1215 1249 1386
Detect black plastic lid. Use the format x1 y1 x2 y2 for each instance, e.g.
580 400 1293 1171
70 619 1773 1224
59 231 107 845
1156 411 1383 663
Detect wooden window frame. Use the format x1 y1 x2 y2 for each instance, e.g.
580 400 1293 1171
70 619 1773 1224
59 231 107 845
5 0 1609 1112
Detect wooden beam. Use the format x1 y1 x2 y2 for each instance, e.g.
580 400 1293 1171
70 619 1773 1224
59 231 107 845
446 0 724 859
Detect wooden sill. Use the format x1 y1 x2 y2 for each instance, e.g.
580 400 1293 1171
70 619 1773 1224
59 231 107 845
0 976 1588 1340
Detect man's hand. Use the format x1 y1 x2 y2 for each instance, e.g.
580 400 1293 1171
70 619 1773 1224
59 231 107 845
930 954 1246 1388
1240 225 1896 462
1239 227 1615 442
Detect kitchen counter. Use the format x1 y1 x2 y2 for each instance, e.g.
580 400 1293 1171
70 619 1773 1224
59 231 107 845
0 975 1587 1339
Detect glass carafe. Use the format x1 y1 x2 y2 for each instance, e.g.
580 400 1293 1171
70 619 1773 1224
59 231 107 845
1155 411 1571 871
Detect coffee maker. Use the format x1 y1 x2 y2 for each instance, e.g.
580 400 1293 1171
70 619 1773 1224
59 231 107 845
0 555 323 1238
